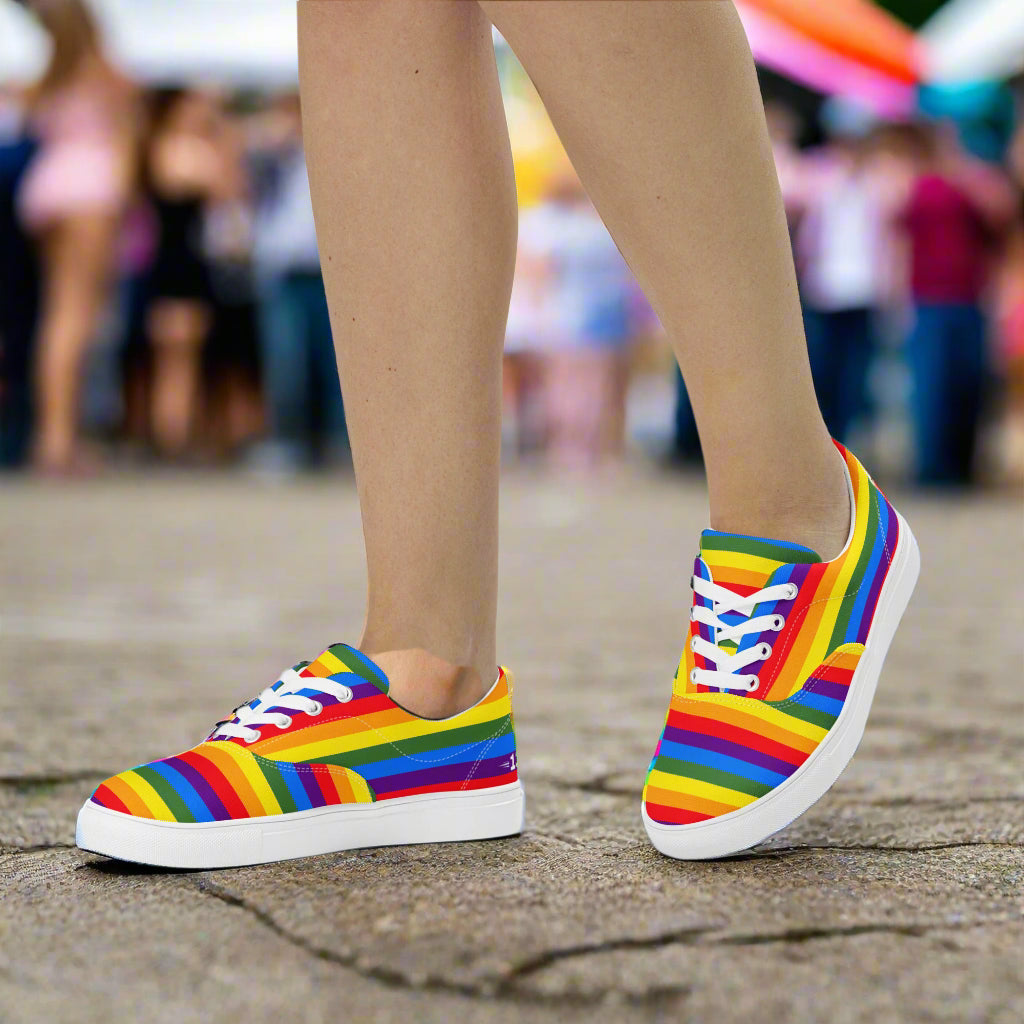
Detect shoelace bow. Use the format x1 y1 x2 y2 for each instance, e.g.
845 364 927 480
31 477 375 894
688 575 799 692
209 667 354 744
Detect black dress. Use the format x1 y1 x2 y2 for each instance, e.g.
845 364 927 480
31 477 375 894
146 194 211 302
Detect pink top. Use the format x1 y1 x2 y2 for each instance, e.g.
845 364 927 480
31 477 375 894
17 75 130 232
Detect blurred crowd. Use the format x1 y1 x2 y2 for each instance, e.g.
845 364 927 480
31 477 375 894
771 97 1024 486
1 0 340 477
2 0 1024 486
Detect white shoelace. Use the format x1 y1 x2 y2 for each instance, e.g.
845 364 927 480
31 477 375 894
210 667 354 744
688 576 799 692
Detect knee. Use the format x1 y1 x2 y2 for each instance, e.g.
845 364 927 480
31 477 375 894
147 302 208 352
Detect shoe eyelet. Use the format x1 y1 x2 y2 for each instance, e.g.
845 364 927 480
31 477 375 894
785 584 799 601
772 615 785 630
689 669 698 683
747 676 760 692
276 715 293 730
243 732 259 744
307 700 323 717
690 635 698 652
759 643 773 659
339 687 354 703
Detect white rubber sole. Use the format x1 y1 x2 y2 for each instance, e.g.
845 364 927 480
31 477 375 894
643 511 920 860
76 780 525 869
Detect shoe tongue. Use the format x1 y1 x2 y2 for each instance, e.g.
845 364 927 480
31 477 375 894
301 643 390 694
699 529 820 593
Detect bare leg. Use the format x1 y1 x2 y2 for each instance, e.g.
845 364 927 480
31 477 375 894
33 212 116 472
147 300 209 457
298 0 517 714
481 0 849 557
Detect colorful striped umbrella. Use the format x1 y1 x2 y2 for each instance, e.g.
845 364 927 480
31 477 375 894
737 0 921 117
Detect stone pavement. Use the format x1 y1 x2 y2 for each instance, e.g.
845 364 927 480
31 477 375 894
2 468 1022 1024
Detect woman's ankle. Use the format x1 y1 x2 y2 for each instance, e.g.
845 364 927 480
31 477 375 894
710 444 851 561
366 647 492 719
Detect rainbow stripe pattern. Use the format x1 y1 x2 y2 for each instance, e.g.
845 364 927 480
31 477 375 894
90 645 519 823
643 443 898 827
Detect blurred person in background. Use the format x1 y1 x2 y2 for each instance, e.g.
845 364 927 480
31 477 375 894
516 160 636 469
141 87 243 460
199 103 264 463
897 122 1016 486
503 215 548 457
0 87 40 468
17 0 135 474
997 121 1024 483
249 92 345 473
796 101 899 447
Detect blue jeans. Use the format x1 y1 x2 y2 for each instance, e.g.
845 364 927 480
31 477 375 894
0 137 39 468
805 306 875 445
259 271 346 458
907 302 986 485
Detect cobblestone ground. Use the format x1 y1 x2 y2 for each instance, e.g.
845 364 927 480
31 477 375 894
2 468 1022 1024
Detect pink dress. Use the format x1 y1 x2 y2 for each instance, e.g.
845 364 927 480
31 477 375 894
18 78 128 232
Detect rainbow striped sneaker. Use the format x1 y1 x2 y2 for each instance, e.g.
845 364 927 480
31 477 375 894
643 443 920 859
77 644 524 868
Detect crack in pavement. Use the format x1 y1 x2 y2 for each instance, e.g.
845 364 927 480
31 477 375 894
191 876 1008 1006
1 842 77 856
702 918 999 949
194 875 697 1007
192 878 520 1002
465 916 1009 999
751 840 1024 857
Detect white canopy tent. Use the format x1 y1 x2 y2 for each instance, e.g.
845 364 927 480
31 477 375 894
919 0 1024 83
0 1 49 83
0 0 301 87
